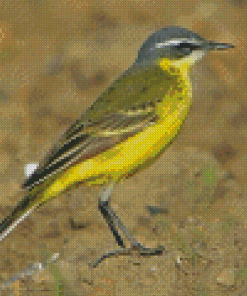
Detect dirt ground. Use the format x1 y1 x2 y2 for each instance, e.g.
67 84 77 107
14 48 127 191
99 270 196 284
0 0 247 295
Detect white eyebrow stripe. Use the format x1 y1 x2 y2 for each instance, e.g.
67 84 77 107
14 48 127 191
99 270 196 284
155 41 180 48
155 40 201 48
154 43 167 48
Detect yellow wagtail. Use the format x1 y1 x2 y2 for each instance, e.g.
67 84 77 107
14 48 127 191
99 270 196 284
0 27 233 266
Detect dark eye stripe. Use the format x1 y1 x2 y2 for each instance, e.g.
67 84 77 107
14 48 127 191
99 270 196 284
176 42 201 50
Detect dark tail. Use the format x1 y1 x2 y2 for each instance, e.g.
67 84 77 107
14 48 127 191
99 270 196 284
0 192 41 242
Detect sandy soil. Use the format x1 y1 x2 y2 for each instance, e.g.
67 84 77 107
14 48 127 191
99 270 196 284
0 0 246 295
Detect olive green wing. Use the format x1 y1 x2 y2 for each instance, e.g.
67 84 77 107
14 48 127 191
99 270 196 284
23 111 156 189
23 64 171 190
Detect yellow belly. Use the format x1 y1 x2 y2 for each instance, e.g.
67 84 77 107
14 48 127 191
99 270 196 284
42 81 191 201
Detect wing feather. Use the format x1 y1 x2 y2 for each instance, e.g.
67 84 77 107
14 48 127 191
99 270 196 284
23 110 157 189
23 64 170 189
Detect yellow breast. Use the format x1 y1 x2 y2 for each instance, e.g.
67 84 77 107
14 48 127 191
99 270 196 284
42 61 192 200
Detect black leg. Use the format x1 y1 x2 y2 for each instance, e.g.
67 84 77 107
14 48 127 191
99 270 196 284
89 184 165 268
99 200 125 248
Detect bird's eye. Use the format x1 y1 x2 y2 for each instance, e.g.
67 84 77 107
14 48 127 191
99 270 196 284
176 42 200 50
176 42 190 49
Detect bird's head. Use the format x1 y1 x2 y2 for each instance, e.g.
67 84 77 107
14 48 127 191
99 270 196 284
136 27 234 70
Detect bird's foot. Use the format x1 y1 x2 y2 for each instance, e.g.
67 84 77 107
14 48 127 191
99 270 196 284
89 243 165 268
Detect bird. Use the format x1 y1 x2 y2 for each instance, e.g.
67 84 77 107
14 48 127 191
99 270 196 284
0 26 234 267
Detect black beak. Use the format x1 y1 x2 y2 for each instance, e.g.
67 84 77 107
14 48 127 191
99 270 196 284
207 42 234 50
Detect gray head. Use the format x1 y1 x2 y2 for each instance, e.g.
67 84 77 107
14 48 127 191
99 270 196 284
136 26 234 65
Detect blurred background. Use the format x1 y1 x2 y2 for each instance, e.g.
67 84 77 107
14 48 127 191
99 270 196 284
0 0 246 295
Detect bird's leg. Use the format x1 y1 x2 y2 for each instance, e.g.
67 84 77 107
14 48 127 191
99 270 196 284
89 184 165 267
98 184 142 248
